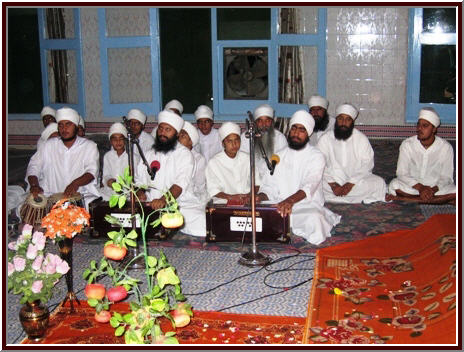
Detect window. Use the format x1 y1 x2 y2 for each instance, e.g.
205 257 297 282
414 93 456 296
406 8 456 124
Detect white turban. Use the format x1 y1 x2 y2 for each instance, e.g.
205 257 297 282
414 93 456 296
40 122 58 141
40 106 56 118
55 107 80 126
78 115 85 128
108 122 128 139
157 110 185 133
308 95 329 110
218 122 241 141
194 105 213 121
253 104 274 120
335 103 358 120
165 99 183 115
182 121 200 147
289 110 315 136
418 108 440 127
127 108 147 125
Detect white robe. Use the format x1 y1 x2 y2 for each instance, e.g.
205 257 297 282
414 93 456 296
136 143 206 237
240 128 288 180
205 150 257 200
191 149 208 204
259 144 341 245
388 135 455 196
309 116 336 146
194 128 222 163
317 129 386 204
100 149 129 201
134 130 154 163
25 136 100 208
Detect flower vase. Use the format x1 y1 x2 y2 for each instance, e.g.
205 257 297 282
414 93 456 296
19 300 50 341
58 236 80 310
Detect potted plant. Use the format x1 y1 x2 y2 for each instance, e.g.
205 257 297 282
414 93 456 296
82 167 192 344
8 224 70 341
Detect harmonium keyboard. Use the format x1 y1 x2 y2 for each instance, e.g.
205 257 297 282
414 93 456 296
205 201 290 243
88 199 171 240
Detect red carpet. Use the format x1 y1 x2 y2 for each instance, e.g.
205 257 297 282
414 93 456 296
303 214 457 344
22 301 305 344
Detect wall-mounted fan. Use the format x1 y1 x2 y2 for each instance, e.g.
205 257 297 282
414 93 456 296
224 48 268 100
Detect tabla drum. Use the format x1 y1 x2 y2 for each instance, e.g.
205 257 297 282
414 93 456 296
19 193 48 228
46 192 84 214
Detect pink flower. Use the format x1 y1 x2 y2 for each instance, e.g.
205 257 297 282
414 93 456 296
13 256 26 272
43 263 56 275
8 262 15 276
32 231 46 250
56 259 70 275
31 255 44 271
26 244 38 260
8 241 17 250
31 280 43 294
16 234 27 246
22 224 33 235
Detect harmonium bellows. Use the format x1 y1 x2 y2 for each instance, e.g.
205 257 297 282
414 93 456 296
205 202 290 243
88 199 170 240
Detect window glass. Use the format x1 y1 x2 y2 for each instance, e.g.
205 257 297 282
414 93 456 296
159 9 212 113
217 8 270 40
420 44 456 104
8 8 43 113
46 50 78 104
106 8 149 37
279 8 318 34
108 47 152 103
45 8 75 39
223 47 268 100
422 8 456 33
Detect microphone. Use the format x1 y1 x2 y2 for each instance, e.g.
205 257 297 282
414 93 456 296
150 160 160 180
270 154 280 175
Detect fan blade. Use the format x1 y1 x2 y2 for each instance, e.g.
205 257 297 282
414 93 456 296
249 58 268 78
227 73 247 91
247 78 267 96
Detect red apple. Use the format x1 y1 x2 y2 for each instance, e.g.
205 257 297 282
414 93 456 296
107 286 128 302
103 244 127 261
172 311 190 328
85 283 106 300
94 310 111 323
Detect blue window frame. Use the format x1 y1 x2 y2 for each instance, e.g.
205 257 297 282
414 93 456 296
98 8 161 117
37 8 86 117
406 8 456 125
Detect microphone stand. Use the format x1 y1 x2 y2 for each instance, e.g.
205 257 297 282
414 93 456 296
121 117 155 269
238 112 271 267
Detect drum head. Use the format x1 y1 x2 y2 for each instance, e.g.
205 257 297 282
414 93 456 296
48 192 82 203
25 194 48 209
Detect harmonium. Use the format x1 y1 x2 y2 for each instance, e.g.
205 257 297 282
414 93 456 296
205 201 290 243
88 198 171 240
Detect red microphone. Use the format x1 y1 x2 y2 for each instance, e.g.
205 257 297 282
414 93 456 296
150 160 160 180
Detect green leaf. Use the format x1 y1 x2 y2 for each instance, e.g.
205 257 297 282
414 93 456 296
165 331 176 337
118 195 126 208
147 268 156 276
109 194 119 208
90 260 97 270
82 269 91 279
115 326 126 337
125 239 137 247
127 175 132 185
156 267 180 289
150 299 166 312
150 219 161 228
130 302 140 311
126 230 138 239
147 256 157 268
107 231 119 240
104 214 121 226
111 182 122 192
123 313 133 324
110 317 120 328
123 167 130 181
107 264 115 277
175 294 185 301
163 337 179 344
99 258 108 271
113 312 123 321
87 298 98 307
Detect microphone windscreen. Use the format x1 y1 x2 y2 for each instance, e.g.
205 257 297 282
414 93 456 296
150 160 160 171
271 154 280 164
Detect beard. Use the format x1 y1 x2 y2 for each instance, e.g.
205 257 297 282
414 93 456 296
154 133 178 153
256 127 275 158
313 112 330 132
60 127 78 142
334 123 354 141
288 135 309 150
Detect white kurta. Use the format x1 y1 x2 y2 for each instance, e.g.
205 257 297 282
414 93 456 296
25 136 100 207
191 149 208 204
309 116 336 146
136 143 206 237
134 130 154 162
317 129 386 204
388 135 456 196
194 128 223 163
205 150 256 200
259 144 341 245
240 128 288 179
100 149 129 201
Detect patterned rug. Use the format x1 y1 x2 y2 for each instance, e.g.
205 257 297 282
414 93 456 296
22 302 306 345
303 214 456 345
